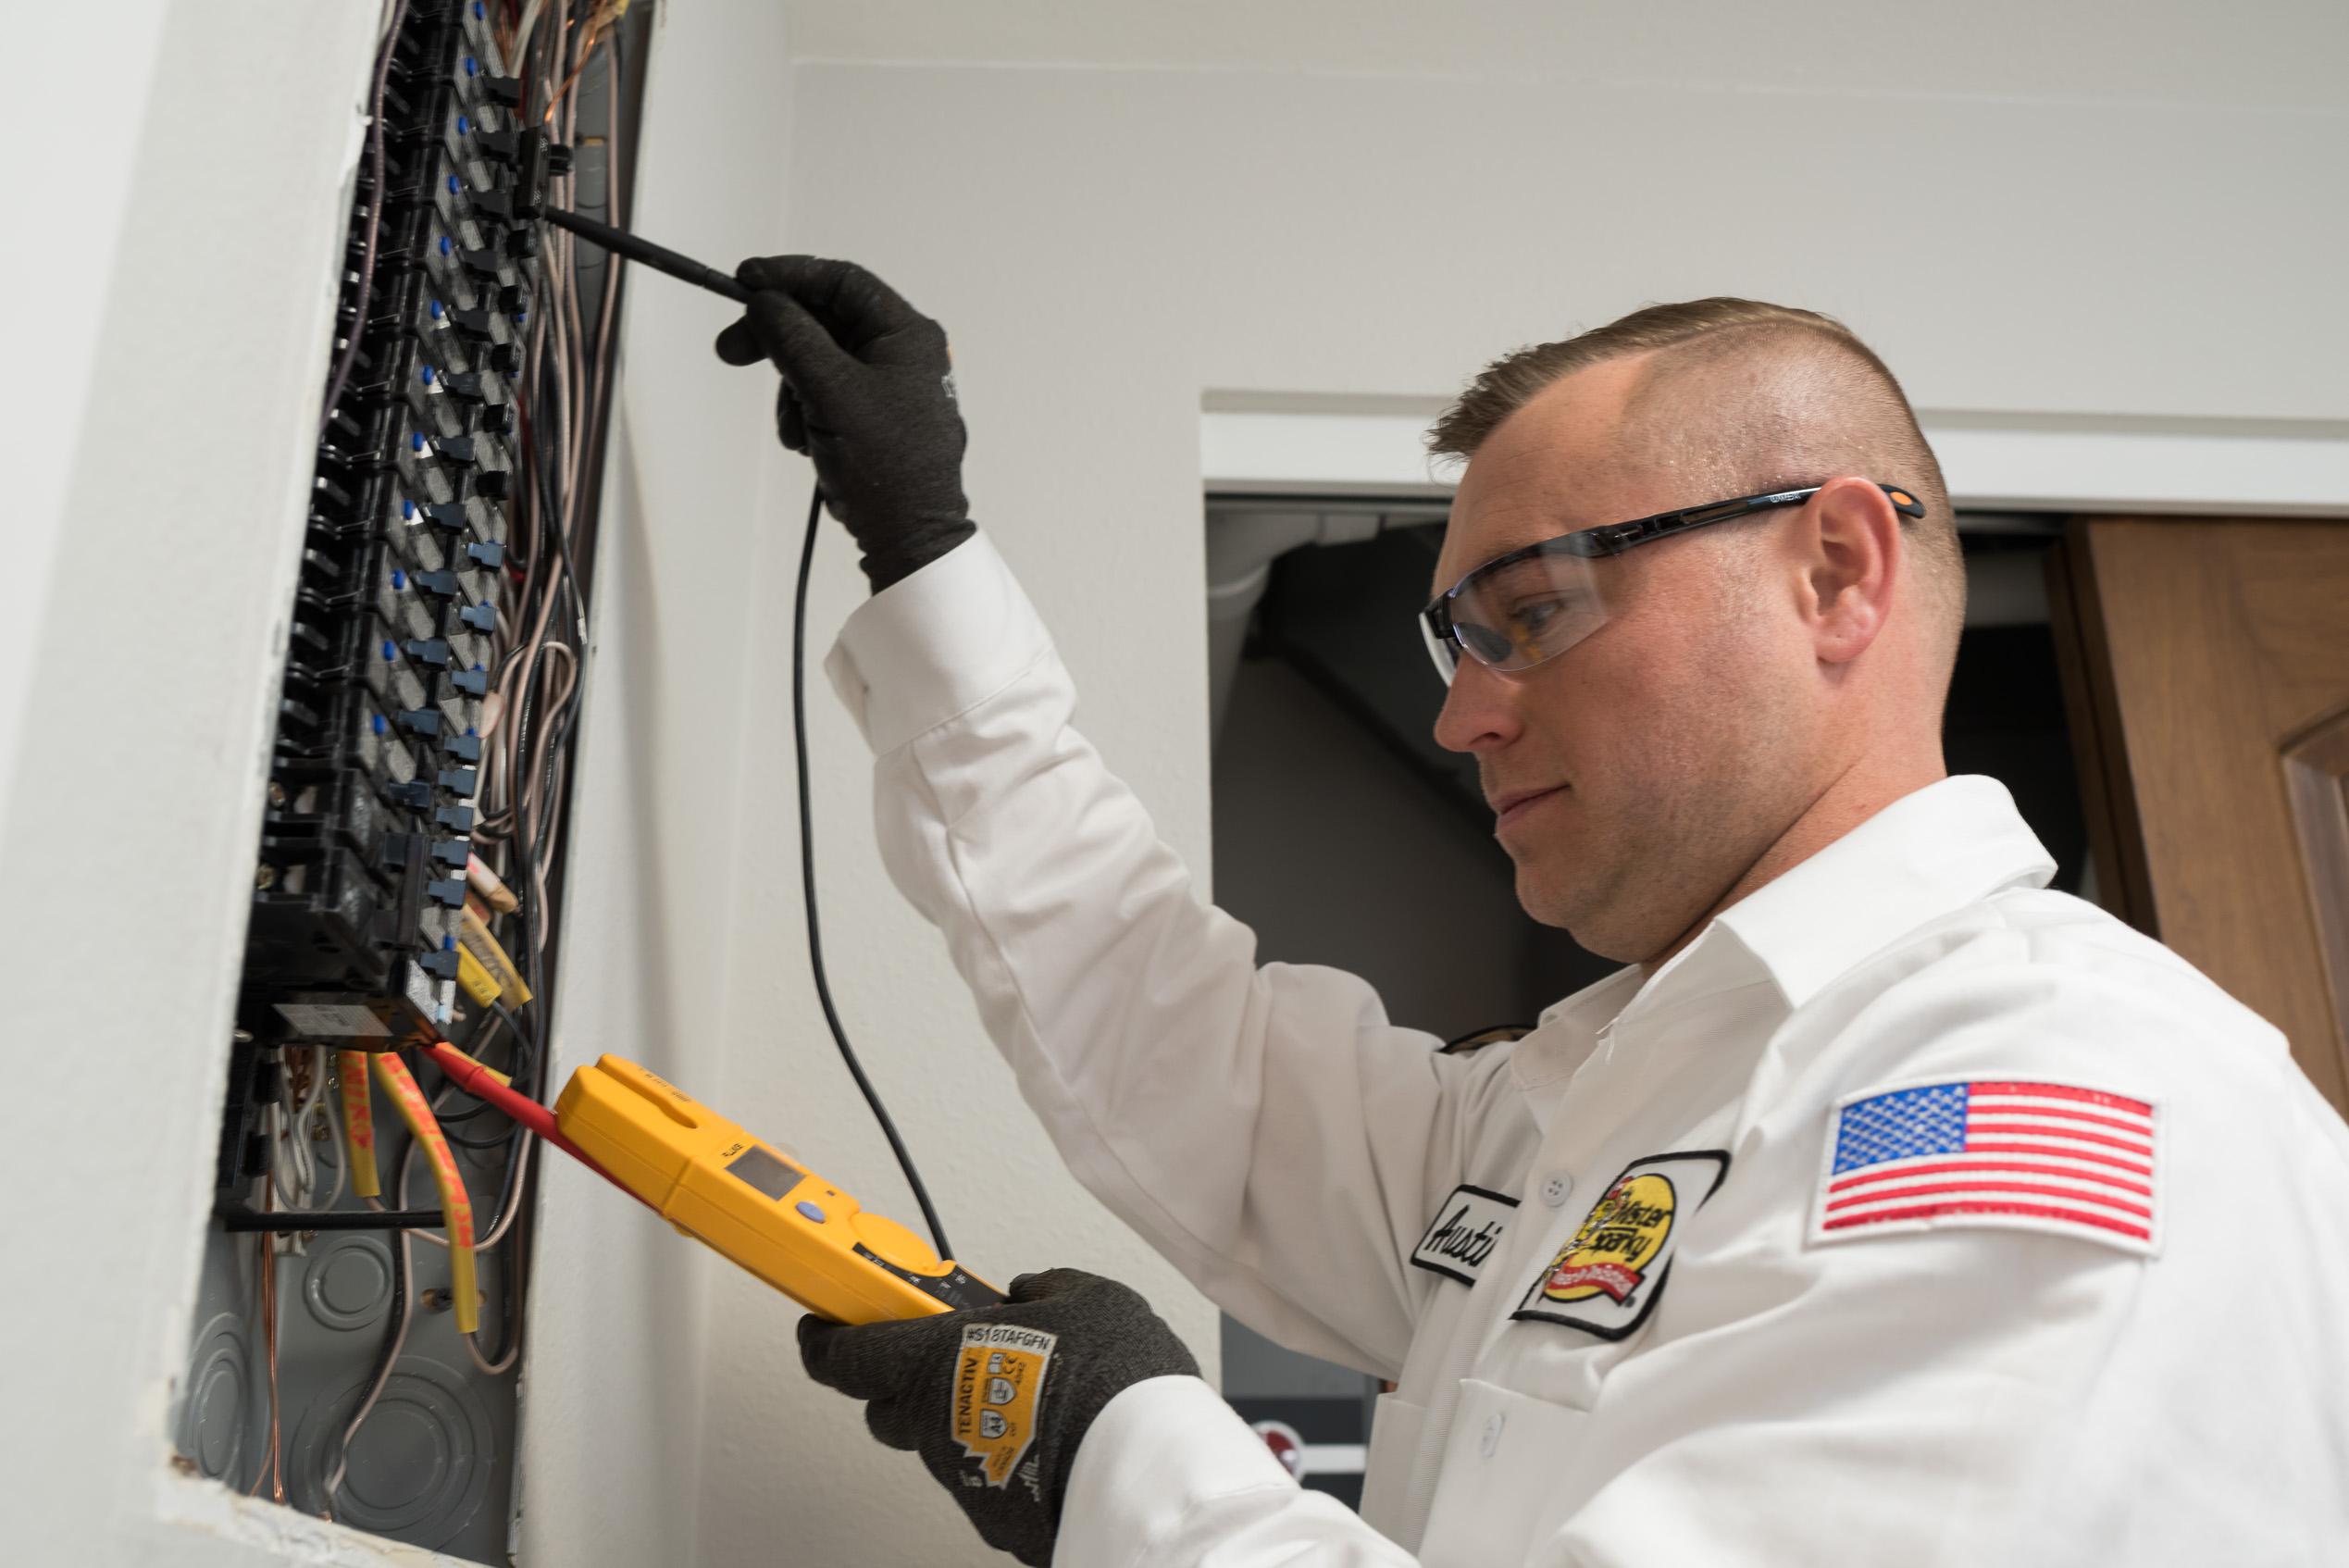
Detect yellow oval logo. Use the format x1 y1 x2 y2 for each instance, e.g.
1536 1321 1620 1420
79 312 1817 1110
1539 1172 1676 1305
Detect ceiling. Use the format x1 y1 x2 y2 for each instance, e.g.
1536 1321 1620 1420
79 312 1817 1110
784 0 2349 114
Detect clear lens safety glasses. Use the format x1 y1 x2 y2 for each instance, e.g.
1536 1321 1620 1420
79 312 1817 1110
1419 543 1615 683
1418 482 1924 684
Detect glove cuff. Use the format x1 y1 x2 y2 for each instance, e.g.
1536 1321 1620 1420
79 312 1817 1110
862 516 977 593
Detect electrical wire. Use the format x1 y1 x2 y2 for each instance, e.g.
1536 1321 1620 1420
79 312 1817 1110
327 1177 414 1514
792 486 955 1261
317 0 411 437
337 1048 382 1200
370 1054 479 1335
318 1068 349 1212
246 1192 286 1504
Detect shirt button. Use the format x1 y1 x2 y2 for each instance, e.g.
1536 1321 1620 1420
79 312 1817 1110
1479 1412 1506 1458
1539 1173 1574 1207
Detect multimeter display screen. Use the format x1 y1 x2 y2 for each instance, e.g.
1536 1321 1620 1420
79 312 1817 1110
725 1145 804 1201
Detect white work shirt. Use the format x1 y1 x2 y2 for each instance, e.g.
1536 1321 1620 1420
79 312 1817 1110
827 532 2349 1567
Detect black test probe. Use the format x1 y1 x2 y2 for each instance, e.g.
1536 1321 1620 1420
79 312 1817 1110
541 205 754 304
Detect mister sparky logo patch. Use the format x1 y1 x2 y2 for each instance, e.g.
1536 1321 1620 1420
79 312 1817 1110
1513 1151 1728 1339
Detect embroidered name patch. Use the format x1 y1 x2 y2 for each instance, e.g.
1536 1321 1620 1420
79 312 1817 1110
1808 1078 2160 1257
1512 1151 1729 1339
1411 1184 1519 1285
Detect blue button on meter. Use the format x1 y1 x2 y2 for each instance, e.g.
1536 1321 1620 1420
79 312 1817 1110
795 1200 827 1224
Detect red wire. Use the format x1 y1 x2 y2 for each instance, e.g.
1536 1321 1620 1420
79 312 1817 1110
421 1039 645 1205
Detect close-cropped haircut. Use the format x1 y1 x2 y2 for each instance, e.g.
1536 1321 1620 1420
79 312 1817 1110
1429 298 1965 660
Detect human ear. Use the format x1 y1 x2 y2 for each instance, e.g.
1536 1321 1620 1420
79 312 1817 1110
1800 477 1900 665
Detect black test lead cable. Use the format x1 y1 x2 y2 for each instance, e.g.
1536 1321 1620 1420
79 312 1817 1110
545 199 957 1263
792 482 955 1263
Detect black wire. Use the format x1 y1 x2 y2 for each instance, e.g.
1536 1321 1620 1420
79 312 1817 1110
433 1002 524 1124
794 486 954 1261
429 1003 541 1153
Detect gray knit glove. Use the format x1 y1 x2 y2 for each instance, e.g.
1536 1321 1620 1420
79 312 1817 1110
714 255 975 592
798 1268 1200 1566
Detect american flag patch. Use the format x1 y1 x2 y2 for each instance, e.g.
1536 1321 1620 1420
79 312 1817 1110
1808 1078 2160 1256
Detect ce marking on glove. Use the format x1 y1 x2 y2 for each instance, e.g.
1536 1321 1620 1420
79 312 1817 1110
955 1324 1058 1491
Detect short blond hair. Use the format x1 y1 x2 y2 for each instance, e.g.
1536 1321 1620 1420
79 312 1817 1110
1430 298 1964 656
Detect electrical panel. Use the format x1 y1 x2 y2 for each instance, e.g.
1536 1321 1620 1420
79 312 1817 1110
180 2 636 1555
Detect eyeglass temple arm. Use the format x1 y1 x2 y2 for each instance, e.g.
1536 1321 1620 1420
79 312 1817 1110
1583 483 1922 556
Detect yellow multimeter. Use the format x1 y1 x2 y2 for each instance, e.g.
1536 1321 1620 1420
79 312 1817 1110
554 1054 1003 1324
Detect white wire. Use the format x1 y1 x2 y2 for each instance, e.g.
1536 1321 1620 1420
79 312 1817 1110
268 1081 309 1225
292 1051 327 1192
465 1323 519 1375
324 1221 411 1506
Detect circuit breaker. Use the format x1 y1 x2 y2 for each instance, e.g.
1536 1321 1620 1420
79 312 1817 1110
179 1 634 1554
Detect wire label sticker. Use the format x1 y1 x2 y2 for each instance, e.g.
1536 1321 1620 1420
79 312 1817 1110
274 1002 391 1038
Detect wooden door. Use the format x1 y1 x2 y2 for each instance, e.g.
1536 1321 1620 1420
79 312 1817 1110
2049 517 2349 1115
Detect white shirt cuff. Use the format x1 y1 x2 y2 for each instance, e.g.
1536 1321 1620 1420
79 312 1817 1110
1056 1375 1301 1567
825 529 1054 756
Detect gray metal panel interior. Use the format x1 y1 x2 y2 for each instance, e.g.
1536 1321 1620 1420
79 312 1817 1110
181 1114 520 1559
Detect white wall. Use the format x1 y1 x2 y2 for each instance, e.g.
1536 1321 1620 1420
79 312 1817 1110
0 4 414 1564
0 6 172 833
505 1 802 1559
527 3 1224 1564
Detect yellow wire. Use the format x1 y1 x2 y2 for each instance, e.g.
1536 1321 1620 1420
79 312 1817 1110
336 1051 380 1199
369 1053 479 1335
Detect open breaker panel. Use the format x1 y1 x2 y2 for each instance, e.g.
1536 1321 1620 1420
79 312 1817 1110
176 3 640 1555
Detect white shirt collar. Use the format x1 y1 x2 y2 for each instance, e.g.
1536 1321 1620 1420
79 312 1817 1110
1526 774 2057 1064
1698 773 2057 1011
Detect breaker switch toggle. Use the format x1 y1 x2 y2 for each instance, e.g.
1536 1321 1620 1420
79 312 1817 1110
442 305 498 343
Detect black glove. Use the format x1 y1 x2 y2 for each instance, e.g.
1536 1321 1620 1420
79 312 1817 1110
798 1268 1200 1566
714 256 976 592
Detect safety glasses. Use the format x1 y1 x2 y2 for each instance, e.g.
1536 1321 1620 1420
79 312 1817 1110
1419 481 1924 683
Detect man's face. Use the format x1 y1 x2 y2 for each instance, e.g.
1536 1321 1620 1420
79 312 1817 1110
1430 360 1819 963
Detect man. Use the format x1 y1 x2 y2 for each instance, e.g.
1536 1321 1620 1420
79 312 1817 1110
715 265 2349 1566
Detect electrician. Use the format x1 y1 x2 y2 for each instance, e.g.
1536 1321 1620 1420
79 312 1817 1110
715 261 2349 1567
